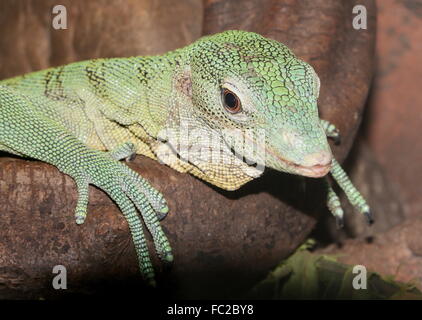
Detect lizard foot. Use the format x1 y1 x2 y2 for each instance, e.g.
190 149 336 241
324 162 372 227
330 159 374 226
109 142 169 221
321 119 341 145
321 120 371 225
68 148 173 285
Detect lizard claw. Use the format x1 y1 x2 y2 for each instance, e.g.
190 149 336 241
333 133 341 145
335 216 344 229
364 210 374 225
161 251 174 264
156 201 169 221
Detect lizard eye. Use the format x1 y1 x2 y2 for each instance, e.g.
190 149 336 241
222 88 242 114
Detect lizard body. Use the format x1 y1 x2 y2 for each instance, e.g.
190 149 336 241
0 30 371 285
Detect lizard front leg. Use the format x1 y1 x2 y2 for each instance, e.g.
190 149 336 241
321 119 373 225
0 86 172 285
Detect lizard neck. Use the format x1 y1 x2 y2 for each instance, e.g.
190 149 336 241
89 50 187 136
76 49 192 153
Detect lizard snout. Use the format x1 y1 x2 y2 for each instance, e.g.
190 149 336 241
295 151 332 178
302 150 332 167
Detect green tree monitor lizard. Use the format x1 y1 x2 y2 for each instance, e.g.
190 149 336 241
0 30 371 286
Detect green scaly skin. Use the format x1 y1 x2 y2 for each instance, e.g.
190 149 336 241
0 30 371 285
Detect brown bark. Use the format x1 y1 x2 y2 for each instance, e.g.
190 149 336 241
365 0 422 219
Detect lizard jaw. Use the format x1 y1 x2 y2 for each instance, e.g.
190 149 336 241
270 155 331 178
264 146 332 178
291 163 331 178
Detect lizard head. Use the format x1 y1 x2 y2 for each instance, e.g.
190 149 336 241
181 30 332 185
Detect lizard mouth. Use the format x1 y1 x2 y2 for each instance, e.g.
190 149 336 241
264 145 332 178
288 162 331 178
223 135 331 178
